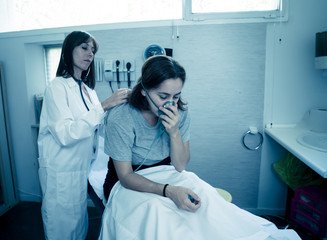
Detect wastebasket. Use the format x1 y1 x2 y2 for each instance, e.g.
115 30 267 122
273 152 324 190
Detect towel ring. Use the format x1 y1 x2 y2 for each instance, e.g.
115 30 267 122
242 129 263 150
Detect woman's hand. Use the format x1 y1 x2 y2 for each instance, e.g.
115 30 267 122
159 103 190 172
101 88 130 111
165 185 201 212
158 103 179 137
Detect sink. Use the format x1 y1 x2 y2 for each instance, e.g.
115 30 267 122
297 133 327 152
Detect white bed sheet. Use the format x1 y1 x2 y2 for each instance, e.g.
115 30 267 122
98 165 301 240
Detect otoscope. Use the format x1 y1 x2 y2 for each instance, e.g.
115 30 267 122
116 60 120 88
126 62 131 88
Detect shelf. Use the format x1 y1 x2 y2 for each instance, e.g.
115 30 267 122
265 125 327 178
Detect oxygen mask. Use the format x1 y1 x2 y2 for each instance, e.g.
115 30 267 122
158 101 175 116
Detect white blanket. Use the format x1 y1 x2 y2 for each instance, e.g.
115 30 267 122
98 165 300 240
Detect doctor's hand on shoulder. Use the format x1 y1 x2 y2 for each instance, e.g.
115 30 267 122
101 88 131 111
165 185 201 213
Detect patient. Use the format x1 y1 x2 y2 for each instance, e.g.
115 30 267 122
103 55 200 212
100 55 301 240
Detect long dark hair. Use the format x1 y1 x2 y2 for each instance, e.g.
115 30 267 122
129 55 187 111
56 31 99 89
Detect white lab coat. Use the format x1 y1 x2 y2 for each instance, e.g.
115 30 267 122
37 77 105 240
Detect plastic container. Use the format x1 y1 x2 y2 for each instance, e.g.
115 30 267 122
290 185 327 238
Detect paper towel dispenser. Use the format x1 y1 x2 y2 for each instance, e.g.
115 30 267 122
315 31 327 69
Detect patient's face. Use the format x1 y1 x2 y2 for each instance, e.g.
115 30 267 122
147 78 183 116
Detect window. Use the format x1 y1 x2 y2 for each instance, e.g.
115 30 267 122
192 0 279 13
0 0 182 33
184 0 287 21
0 0 287 33
44 45 61 83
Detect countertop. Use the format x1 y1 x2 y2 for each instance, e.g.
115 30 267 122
265 124 327 178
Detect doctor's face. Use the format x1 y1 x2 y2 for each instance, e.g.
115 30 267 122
72 40 95 79
146 78 183 116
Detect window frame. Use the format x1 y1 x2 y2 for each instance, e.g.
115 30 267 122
183 0 288 23
0 0 289 35
44 44 62 84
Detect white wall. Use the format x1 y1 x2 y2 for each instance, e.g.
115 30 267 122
0 0 326 214
258 0 327 211
0 24 265 209
0 33 65 201
91 23 266 208
266 1 327 125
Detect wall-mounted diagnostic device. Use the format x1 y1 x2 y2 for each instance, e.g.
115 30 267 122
104 59 136 92
315 31 327 77
114 59 122 88
144 44 166 60
124 59 135 88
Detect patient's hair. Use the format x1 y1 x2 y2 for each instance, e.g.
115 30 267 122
56 30 99 89
129 55 187 111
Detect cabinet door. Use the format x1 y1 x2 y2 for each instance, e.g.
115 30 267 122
0 63 18 216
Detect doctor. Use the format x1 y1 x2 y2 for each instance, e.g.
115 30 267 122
37 31 129 239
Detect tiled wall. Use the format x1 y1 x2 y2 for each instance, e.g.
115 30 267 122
91 23 266 208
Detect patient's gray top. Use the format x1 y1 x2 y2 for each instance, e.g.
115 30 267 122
104 103 190 166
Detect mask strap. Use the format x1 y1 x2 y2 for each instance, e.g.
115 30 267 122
140 80 166 136
140 80 159 109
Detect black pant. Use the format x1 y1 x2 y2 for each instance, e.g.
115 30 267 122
88 181 105 214
103 157 171 200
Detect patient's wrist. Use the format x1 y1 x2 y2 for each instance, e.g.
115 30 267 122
163 184 169 197
164 184 173 199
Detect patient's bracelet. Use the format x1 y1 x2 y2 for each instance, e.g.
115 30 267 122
163 184 169 197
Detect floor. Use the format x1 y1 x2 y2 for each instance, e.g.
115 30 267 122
0 202 324 240
0 202 102 240
258 215 324 240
